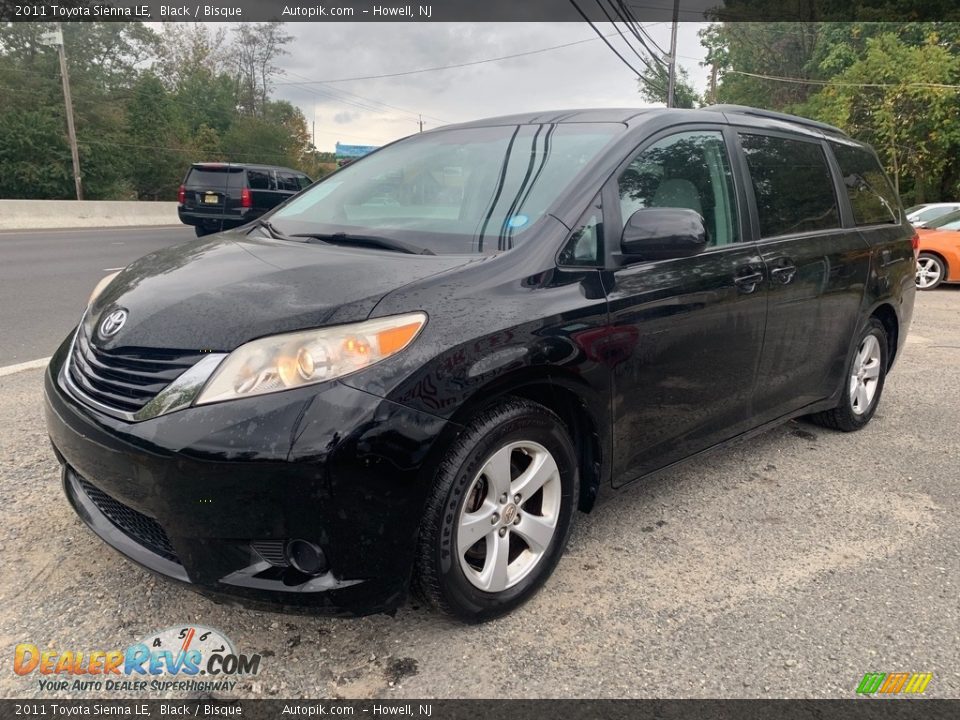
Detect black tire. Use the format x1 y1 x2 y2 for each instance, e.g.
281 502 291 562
194 225 212 238
807 317 888 432
414 398 579 623
915 252 946 290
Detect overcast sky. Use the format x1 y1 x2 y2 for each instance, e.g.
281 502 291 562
268 22 710 152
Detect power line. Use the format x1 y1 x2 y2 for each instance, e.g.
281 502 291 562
725 68 960 89
278 69 450 126
274 33 621 85
593 0 662 75
569 0 647 79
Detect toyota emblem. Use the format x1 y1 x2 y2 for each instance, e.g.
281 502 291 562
99 309 128 339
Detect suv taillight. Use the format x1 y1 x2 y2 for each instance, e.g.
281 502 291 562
241 187 252 209
177 184 185 205
911 231 920 261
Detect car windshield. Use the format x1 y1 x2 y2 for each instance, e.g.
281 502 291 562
925 208 960 229
268 123 621 254
914 205 958 222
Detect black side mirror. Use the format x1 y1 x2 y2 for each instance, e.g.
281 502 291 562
620 207 708 262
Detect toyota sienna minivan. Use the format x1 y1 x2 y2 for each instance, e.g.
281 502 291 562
45 106 916 622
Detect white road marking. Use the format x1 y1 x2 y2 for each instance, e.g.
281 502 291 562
0 357 51 377
0 225 184 236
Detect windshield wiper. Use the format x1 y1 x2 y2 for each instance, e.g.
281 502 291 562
291 232 435 255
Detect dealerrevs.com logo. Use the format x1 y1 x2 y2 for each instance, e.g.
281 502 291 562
13 626 262 693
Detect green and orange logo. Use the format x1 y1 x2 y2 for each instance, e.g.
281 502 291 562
856 672 933 695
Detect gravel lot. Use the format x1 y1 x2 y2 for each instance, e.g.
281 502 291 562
1 288 958 700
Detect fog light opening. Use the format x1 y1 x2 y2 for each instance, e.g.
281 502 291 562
285 539 328 576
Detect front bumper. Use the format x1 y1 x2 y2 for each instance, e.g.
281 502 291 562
44 336 458 616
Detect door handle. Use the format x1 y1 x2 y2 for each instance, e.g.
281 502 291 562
770 264 797 284
734 270 764 293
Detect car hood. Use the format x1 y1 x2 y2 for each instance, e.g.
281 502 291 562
84 232 476 351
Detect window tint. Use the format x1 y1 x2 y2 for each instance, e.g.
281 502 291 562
247 169 273 190
617 130 738 247
185 168 244 190
558 195 602 266
831 143 899 226
297 174 312 190
277 172 300 192
739 134 839 237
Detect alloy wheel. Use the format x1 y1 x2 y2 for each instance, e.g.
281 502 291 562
916 256 943 289
849 334 882 415
456 441 561 592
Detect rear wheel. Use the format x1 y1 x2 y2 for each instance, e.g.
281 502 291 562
415 399 578 622
915 253 946 290
194 225 213 238
807 318 888 432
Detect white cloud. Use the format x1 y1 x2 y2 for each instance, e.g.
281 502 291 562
271 22 709 152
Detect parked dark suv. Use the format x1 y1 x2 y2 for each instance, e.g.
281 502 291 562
177 162 312 237
46 106 915 622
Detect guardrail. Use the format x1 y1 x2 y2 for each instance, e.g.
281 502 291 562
0 200 179 230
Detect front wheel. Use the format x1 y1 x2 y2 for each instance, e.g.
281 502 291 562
916 253 946 290
414 399 578 622
806 318 888 432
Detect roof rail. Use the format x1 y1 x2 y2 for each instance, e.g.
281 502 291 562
702 104 847 136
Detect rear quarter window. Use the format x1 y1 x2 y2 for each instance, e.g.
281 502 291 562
830 143 899 226
739 133 840 238
247 169 274 190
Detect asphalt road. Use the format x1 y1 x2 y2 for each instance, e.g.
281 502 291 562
0 226 194 366
0 288 958 700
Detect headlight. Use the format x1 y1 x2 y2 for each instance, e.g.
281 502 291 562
88 271 120 305
194 312 427 405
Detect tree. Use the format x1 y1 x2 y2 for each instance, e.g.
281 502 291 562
803 32 960 202
231 22 292 117
638 63 699 108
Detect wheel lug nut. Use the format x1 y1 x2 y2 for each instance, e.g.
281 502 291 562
498 527 507 537
499 493 508 504
490 513 499 525
513 514 521 525
513 494 521 503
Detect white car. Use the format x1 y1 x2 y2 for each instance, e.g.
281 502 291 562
906 203 960 227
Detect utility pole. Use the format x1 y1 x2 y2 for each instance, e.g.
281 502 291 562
709 63 718 105
46 24 83 200
418 114 424 133
666 0 680 108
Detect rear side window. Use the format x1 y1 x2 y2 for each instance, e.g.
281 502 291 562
277 172 300 192
831 143 899 226
247 169 274 190
186 167 244 190
739 134 840 237
297 174 312 190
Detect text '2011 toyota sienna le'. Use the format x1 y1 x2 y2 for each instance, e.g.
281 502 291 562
45 106 916 622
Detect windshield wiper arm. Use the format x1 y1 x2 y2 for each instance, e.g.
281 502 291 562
251 218 293 241
291 232 435 256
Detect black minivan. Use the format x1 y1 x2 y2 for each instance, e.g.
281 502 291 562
46 106 915 622
177 162 313 237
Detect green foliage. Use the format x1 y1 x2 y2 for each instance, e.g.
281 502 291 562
703 21 960 204
638 63 699 108
0 21 320 200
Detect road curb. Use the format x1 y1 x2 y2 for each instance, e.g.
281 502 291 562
0 358 50 377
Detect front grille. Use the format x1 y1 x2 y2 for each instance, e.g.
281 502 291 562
77 476 180 563
68 329 204 415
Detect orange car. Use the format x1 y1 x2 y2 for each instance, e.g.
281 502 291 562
915 218 960 290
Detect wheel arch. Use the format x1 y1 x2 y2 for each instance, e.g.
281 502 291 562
869 302 899 370
434 367 607 514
